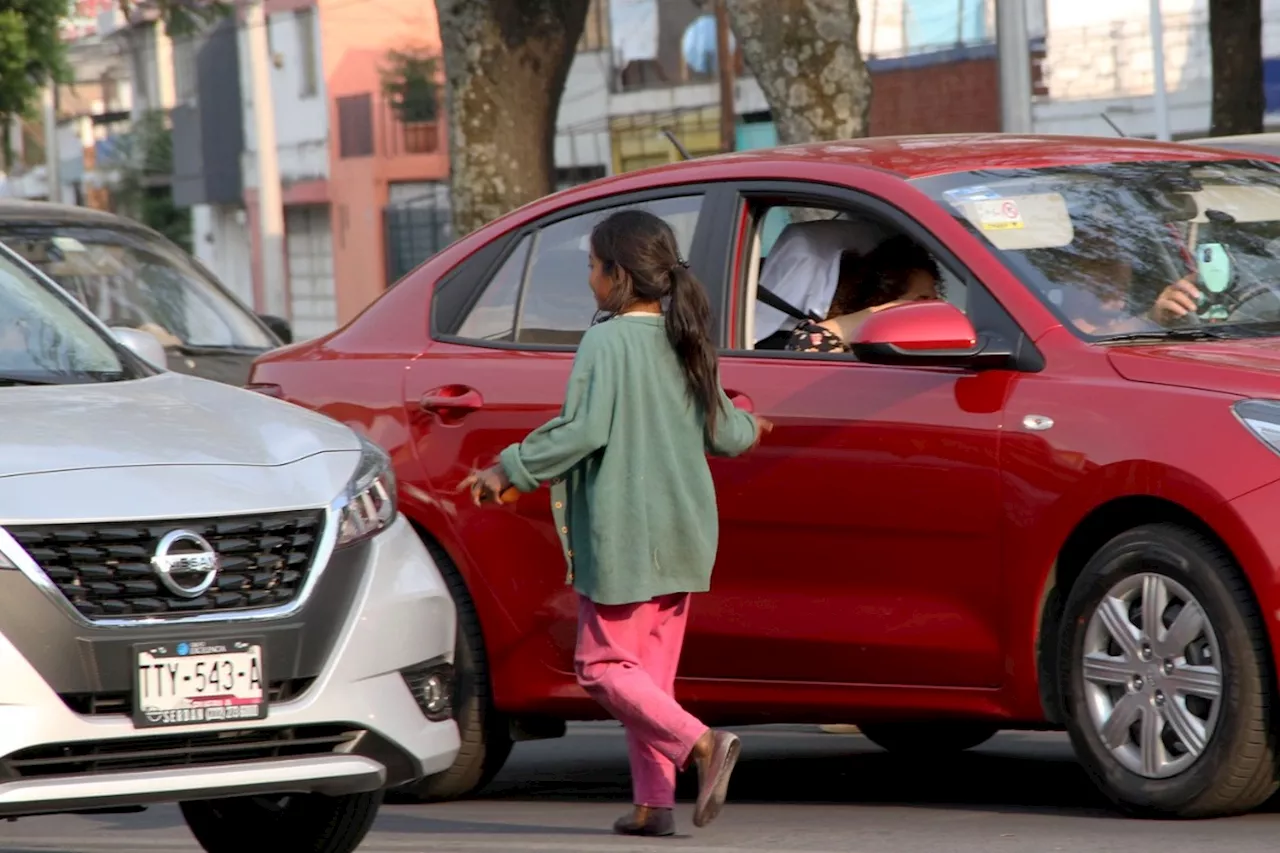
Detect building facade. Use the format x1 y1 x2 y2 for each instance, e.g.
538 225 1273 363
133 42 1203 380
1032 0 1280 138
174 0 448 339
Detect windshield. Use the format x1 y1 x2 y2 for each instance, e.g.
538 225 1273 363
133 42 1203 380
913 159 1280 341
0 246 132 383
0 225 276 350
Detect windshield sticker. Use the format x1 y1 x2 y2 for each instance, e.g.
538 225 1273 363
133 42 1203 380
51 236 87 253
944 185 1001 202
954 192 1073 250
975 199 1025 231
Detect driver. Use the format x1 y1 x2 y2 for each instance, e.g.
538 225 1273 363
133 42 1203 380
1060 256 1201 336
1051 225 1203 336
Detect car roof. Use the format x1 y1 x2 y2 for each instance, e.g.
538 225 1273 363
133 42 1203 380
614 132 1261 181
467 133 1261 242
0 198 153 230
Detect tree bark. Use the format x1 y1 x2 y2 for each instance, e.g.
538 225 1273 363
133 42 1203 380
1209 0 1264 136
725 0 870 144
436 0 589 237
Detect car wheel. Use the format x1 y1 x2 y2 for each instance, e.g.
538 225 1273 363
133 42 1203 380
1059 523 1277 818
180 791 381 853
391 538 513 802
858 721 999 755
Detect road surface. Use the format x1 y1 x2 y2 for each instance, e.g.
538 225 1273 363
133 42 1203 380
4 724 1280 852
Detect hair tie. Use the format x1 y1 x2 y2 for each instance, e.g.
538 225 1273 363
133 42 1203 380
670 256 689 273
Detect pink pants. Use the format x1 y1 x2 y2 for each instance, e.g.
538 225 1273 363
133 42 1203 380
575 592 709 809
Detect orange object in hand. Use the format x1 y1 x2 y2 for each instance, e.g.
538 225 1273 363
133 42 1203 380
497 485 520 504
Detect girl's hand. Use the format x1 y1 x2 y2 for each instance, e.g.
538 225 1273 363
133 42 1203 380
750 416 774 449
460 465 514 507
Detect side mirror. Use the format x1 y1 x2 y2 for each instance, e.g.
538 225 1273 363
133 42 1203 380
111 326 168 370
850 301 1008 368
258 314 293 345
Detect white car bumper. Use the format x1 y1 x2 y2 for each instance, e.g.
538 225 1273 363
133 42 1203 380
0 516 460 817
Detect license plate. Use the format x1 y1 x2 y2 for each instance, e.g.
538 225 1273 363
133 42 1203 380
133 639 267 728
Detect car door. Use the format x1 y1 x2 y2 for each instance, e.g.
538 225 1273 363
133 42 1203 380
683 181 1031 690
403 190 715 672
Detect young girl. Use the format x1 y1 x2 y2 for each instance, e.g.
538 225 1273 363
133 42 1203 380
462 209 770 836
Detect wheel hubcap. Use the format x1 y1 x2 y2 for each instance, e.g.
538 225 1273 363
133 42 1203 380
1081 572 1223 779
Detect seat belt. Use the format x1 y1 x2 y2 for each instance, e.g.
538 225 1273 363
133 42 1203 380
756 285 822 323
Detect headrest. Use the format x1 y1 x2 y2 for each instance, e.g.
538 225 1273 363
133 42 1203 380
754 216 891 342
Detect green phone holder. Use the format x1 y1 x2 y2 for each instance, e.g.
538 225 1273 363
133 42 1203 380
1197 243 1233 295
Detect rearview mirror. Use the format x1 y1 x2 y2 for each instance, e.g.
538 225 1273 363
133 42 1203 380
850 301 1002 368
111 326 168 370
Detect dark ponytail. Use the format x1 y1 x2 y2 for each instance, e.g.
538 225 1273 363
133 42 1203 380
664 264 721 436
590 209 723 436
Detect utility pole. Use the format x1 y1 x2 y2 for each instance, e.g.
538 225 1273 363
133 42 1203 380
1149 0 1171 141
714 0 735 153
42 84 60 203
245 0 288 317
996 0 1033 134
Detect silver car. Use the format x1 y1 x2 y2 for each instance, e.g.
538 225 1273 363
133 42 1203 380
0 242 459 852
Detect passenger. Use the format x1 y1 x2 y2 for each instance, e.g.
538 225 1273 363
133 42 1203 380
785 235 942 353
754 217 892 348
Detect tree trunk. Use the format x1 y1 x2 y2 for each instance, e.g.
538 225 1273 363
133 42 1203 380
725 0 870 144
435 0 589 237
1209 0 1264 136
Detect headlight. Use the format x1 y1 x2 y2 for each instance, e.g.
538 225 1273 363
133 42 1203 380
1234 400 1280 455
335 434 398 548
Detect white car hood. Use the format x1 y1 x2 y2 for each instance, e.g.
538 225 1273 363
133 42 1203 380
0 372 360 479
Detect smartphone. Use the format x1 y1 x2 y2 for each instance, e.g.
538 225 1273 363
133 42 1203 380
1196 242 1234 296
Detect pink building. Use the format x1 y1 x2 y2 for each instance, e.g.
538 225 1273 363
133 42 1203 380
185 0 448 339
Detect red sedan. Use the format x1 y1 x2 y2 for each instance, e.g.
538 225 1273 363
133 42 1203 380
250 134 1280 818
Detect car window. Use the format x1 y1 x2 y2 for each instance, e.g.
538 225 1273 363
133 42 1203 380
515 195 703 346
0 226 276 350
0 249 131 381
455 236 531 341
744 202 968 352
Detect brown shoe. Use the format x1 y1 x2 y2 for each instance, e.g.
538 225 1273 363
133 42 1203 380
613 806 675 837
693 730 741 828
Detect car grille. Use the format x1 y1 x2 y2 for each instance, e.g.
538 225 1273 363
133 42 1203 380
1 725 359 778
59 678 316 717
7 510 326 619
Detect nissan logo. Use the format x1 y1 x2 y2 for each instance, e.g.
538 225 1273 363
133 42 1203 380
151 530 220 599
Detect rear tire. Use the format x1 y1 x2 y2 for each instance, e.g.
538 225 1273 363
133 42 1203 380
858 721 998 755
391 538 513 802
181 791 381 853
1059 523 1277 818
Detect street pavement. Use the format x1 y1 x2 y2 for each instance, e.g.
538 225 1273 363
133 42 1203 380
6 723 1280 852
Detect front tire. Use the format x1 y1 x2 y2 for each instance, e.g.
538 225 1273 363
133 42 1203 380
858 721 998 755
392 539 513 802
181 792 381 853
1059 523 1277 818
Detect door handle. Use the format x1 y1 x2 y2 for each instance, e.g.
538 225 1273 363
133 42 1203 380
420 386 485 413
726 390 754 413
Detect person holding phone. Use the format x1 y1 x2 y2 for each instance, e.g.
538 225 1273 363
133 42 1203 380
1049 223 1205 336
